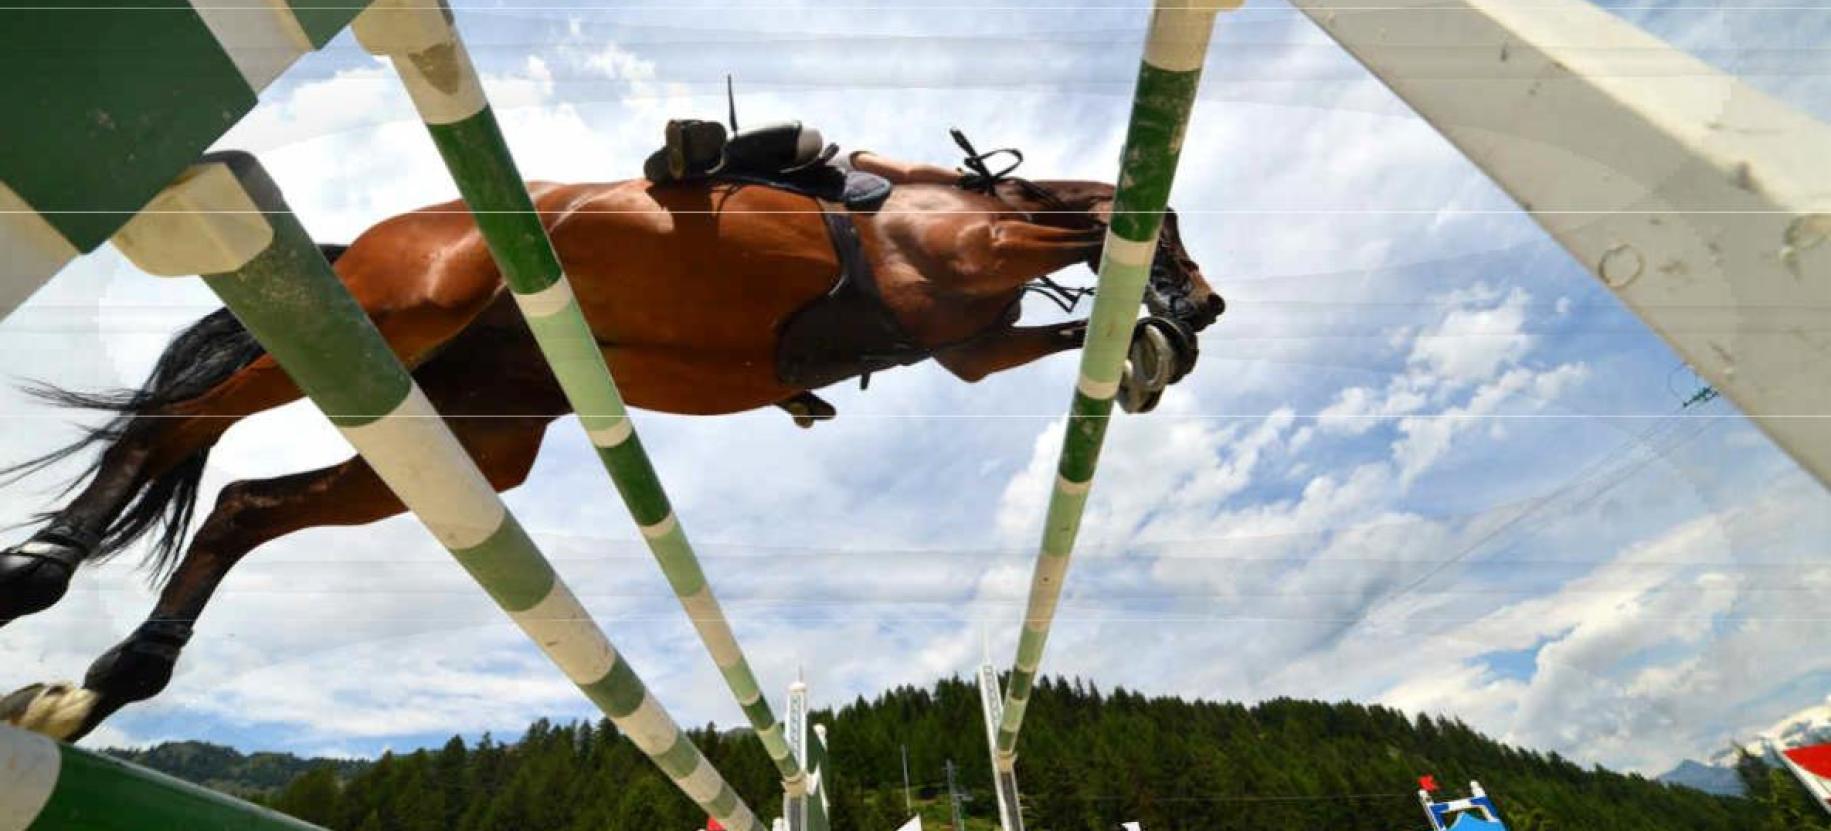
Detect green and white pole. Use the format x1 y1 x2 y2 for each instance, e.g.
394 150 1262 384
978 659 1023 831
994 0 1227 771
107 152 762 831
0 723 323 831
349 0 807 803
781 674 831 831
0 1 366 324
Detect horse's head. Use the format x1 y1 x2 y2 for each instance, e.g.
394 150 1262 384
989 176 1221 411
1143 207 1223 333
1035 182 1219 332
1110 206 1221 412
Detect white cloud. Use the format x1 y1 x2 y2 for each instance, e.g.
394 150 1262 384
1308 284 1589 487
1392 361 1590 486
1407 287 1535 389
1352 473 1831 773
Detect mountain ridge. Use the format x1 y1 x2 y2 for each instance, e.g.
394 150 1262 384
1658 695 1831 797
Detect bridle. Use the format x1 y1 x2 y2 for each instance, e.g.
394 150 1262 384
950 128 1215 412
951 129 1212 322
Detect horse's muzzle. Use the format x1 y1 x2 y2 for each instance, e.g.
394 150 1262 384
1144 264 1224 333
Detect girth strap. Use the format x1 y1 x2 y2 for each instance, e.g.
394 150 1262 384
820 210 884 305
775 207 931 390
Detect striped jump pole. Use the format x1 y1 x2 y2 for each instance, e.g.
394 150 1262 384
0 2 366 325
994 0 1227 784
0 723 323 831
107 152 762 831
781 673 832 831
349 0 808 806
978 659 1023 831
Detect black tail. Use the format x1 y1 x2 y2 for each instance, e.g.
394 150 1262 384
1 243 348 579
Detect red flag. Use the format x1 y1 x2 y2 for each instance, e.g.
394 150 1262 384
1784 743 1831 780
1418 775 1438 793
707 819 724 831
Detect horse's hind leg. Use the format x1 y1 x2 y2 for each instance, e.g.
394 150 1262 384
2 316 561 739
0 241 509 625
934 321 1088 382
0 355 305 625
983 222 1107 284
1 406 557 741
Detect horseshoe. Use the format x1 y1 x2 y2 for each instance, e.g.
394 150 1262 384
1118 322 1174 413
1117 317 1202 414
1140 316 1198 385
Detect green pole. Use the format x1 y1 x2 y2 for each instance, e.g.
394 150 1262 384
349 0 806 800
108 152 762 831
994 0 1226 765
1 723 324 831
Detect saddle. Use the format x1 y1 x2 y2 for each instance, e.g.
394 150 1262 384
643 120 923 390
643 120 893 212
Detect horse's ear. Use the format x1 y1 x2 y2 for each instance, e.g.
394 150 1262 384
1076 181 1117 225
1089 197 1115 226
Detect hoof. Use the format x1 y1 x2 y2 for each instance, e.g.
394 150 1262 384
85 621 191 709
0 681 101 741
1117 317 1198 415
0 535 84 625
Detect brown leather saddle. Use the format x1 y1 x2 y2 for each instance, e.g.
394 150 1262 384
645 120 933 390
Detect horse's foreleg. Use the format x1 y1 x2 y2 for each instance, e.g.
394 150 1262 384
976 222 1106 291
934 320 1087 383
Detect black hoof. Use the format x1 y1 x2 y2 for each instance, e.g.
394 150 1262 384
83 620 193 716
0 531 88 624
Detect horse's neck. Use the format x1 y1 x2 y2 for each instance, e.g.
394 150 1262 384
993 179 1114 229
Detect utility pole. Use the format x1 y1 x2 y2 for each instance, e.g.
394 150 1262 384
901 745 913 812
945 759 968 831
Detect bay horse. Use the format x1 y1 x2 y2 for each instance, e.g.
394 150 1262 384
0 150 1220 741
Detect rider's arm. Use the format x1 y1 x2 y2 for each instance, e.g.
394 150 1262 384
847 151 959 186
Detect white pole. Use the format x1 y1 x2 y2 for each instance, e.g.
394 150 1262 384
1292 0 1831 488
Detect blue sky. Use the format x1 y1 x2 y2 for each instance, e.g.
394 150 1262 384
2 0 1828 777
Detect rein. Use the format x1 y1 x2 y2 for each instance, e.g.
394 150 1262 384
951 128 1081 217
950 128 1099 314
1025 276 1095 314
